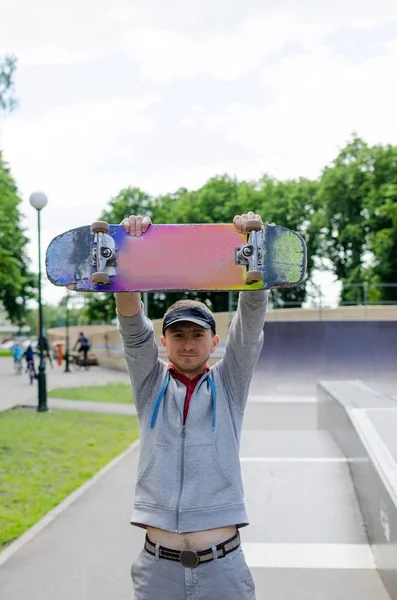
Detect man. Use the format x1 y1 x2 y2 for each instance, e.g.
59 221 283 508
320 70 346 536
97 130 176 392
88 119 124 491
74 332 90 366
116 211 267 600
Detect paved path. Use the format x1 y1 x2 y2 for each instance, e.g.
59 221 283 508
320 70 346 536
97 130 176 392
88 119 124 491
0 356 130 412
0 357 391 599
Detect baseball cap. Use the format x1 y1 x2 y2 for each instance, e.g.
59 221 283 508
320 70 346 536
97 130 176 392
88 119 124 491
162 306 216 335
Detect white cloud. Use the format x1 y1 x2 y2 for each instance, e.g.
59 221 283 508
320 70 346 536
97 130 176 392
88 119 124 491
0 0 199 66
179 39 397 180
3 0 397 73
2 94 161 177
122 14 305 83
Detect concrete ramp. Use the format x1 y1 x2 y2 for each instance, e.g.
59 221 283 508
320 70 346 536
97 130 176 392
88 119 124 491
251 321 397 394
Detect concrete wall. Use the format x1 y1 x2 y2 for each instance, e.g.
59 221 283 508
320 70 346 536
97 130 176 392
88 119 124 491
256 320 397 383
317 381 397 600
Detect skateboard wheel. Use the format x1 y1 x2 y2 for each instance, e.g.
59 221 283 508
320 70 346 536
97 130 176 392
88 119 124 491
246 269 263 284
245 219 262 232
92 271 110 285
91 221 109 234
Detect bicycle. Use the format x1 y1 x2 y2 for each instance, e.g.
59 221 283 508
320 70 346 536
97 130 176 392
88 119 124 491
26 359 37 384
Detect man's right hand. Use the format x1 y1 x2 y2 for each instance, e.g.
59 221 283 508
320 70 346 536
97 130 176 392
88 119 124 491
115 215 152 317
121 215 152 237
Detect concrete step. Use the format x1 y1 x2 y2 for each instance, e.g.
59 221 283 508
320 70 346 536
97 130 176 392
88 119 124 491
246 395 318 430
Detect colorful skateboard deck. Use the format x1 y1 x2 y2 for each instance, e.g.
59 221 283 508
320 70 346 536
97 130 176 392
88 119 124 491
45 222 307 292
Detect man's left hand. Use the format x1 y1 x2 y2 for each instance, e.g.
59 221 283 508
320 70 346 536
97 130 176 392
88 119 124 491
233 211 262 233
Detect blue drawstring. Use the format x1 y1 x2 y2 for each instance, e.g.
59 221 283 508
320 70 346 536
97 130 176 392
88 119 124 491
150 372 217 430
150 371 170 429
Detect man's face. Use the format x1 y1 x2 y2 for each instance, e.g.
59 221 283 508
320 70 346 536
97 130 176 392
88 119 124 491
160 322 220 378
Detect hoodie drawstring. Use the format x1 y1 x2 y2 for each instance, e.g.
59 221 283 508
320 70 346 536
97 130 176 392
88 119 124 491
150 371 170 429
150 372 217 430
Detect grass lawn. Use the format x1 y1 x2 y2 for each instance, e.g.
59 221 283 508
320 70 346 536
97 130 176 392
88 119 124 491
0 407 139 550
48 382 133 404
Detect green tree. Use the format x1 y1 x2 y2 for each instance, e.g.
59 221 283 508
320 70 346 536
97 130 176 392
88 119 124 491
253 175 321 307
101 186 157 223
316 135 397 304
26 301 86 336
364 144 397 302
0 56 34 322
83 293 117 324
0 153 35 321
316 136 373 304
0 55 18 113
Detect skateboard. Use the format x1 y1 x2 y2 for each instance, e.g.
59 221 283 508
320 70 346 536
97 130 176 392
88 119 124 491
45 220 307 292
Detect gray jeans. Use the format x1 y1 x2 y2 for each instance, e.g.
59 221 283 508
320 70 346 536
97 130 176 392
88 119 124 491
131 544 257 600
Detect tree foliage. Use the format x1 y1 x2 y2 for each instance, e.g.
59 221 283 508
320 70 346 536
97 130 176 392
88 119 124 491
0 153 35 321
0 56 35 323
317 135 397 304
0 55 18 113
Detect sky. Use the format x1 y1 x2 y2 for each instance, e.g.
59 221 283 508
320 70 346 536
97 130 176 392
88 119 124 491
1 0 397 307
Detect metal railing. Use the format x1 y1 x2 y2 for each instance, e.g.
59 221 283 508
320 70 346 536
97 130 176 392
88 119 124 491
266 283 397 320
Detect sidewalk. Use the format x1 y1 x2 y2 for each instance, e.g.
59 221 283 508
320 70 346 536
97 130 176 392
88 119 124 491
0 356 131 412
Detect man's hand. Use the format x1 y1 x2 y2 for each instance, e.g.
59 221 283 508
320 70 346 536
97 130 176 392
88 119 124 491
233 211 262 233
121 215 152 237
116 215 152 317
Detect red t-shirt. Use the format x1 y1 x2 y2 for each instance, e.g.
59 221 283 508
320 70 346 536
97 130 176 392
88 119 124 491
168 364 209 424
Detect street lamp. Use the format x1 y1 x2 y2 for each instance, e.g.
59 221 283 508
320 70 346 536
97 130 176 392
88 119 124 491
64 291 70 373
29 191 48 413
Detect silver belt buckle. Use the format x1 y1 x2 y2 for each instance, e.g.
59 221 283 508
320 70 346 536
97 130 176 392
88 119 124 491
180 549 200 568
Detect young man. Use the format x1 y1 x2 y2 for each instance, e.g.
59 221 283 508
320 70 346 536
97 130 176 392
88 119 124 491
116 212 267 600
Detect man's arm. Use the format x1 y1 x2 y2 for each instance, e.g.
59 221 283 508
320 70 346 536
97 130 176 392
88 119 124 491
220 289 267 412
217 211 268 411
116 292 160 412
115 217 161 411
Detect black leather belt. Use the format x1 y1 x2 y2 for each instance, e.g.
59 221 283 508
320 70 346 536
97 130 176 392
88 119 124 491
144 531 240 568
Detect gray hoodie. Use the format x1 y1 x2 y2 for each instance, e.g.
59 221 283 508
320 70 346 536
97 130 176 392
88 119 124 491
118 290 268 533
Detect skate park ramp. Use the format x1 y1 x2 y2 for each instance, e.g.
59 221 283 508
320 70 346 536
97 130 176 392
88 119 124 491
250 320 397 395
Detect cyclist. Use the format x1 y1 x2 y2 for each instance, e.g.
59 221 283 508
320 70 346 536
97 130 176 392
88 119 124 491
74 332 91 367
12 342 23 374
24 344 37 380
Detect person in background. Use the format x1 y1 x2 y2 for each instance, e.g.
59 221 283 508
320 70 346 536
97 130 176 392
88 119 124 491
23 344 37 378
12 341 24 373
40 334 53 368
74 332 91 366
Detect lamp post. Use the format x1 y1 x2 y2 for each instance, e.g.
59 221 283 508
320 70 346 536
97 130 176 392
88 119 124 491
64 291 70 373
15 296 23 337
29 191 48 413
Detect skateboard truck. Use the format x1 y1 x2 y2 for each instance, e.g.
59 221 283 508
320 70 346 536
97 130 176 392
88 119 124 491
235 219 264 284
91 221 117 285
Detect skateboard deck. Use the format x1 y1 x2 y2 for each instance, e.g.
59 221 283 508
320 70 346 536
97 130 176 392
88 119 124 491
45 222 307 292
